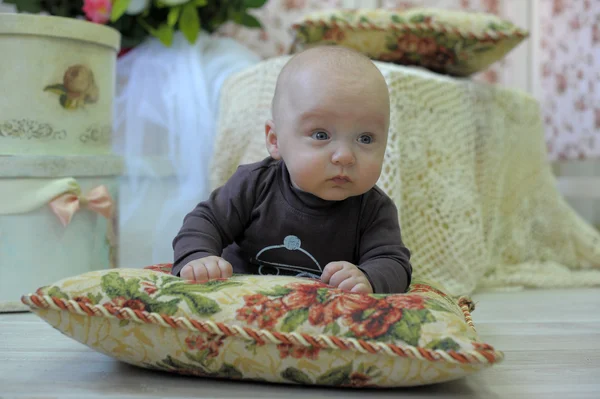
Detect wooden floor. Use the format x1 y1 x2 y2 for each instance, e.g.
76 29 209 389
1 288 599 399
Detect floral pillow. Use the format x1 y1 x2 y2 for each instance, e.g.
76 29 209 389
21 264 502 387
290 8 528 77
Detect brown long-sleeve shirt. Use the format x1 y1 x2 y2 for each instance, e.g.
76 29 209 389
172 157 412 293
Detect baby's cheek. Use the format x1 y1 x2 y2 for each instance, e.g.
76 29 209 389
287 160 317 188
364 159 384 181
296 166 321 187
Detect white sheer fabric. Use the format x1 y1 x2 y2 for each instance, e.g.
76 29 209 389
113 32 261 267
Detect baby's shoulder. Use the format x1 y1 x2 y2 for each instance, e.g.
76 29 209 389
362 185 394 206
237 156 279 173
233 157 279 182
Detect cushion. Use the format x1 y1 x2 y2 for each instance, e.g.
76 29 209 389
21 264 503 387
290 8 528 76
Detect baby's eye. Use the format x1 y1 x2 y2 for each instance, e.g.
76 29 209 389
358 134 373 144
311 131 330 140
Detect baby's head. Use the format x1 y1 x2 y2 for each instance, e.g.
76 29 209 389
266 46 390 201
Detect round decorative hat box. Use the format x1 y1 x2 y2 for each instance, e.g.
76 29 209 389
0 155 123 312
0 13 121 156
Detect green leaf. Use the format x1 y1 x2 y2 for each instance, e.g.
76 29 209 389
47 286 69 300
162 280 242 295
195 0 208 5
357 362 365 374
386 42 399 51
425 337 461 351
324 321 341 335
331 321 341 335
463 37 479 48
488 21 512 32
4 0 43 13
343 331 356 338
419 309 436 323
281 367 312 384
125 278 141 298
391 14 405 23
43 84 67 95
240 12 262 28
426 299 450 313
59 94 68 108
86 292 104 305
167 6 181 27
316 288 329 303
361 308 376 320
119 319 130 327
473 46 494 53
157 355 209 374
216 363 243 379
244 0 267 8
257 286 292 297
102 273 129 299
359 16 369 24
111 0 131 22
182 293 220 316
185 348 209 364
179 2 201 44
316 362 352 386
280 309 309 333
409 14 426 23
390 309 435 346
154 23 175 46
143 297 180 315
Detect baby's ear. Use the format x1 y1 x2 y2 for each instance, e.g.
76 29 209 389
265 120 281 160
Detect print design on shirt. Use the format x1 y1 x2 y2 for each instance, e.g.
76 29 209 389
253 235 322 278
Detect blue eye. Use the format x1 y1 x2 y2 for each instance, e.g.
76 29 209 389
358 134 373 144
312 131 329 140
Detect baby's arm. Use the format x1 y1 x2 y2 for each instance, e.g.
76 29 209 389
172 166 258 278
355 193 412 294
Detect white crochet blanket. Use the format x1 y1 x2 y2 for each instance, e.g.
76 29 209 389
211 56 600 295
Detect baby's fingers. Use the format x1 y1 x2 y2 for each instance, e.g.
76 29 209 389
180 264 195 281
204 260 222 280
337 277 359 292
321 262 345 284
218 258 233 278
350 282 371 294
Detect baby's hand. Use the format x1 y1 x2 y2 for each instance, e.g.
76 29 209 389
180 256 233 282
321 261 373 293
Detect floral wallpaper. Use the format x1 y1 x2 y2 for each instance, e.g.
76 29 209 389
218 0 599 161
540 0 600 161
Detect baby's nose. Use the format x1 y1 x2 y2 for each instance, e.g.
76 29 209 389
331 147 356 166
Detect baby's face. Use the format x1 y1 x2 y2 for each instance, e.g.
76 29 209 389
273 67 389 201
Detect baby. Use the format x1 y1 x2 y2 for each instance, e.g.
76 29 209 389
172 46 412 294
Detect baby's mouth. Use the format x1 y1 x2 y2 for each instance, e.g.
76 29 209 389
330 175 351 184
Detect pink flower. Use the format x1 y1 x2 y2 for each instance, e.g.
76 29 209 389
83 0 112 24
552 0 565 16
482 0 499 14
284 0 307 10
556 73 567 94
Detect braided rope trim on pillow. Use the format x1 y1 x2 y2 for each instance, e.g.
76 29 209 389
292 18 527 42
291 9 529 41
21 294 502 365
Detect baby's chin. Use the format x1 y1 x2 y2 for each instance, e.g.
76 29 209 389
313 188 365 202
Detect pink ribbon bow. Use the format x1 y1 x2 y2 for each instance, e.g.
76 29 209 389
49 185 114 227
